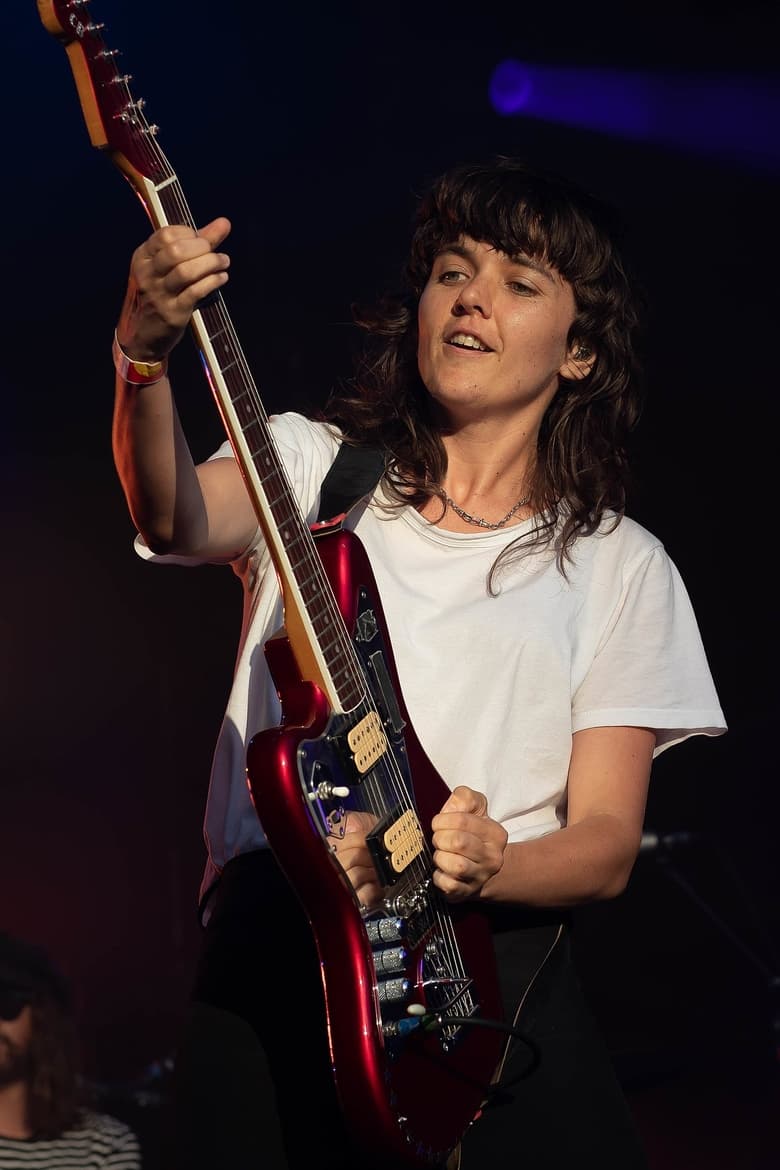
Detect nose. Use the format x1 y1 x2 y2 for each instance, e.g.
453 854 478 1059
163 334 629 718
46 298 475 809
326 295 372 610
453 274 492 318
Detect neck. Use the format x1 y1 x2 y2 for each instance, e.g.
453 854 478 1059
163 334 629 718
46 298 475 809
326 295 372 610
440 429 535 500
0 1082 30 1139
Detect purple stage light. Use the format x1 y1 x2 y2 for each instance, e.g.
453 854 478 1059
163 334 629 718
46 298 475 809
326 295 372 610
489 60 780 172
489 60 534 114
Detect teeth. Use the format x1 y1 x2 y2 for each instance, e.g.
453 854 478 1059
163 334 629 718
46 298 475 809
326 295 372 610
449 333 488 351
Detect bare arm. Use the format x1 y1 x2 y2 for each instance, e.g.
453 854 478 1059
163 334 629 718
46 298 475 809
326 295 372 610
431 725 656 908
112 216 257 558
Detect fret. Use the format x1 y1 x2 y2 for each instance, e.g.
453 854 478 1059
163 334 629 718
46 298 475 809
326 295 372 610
218 356 241 377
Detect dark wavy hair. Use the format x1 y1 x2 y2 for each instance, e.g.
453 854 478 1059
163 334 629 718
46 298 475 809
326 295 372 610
25 989 83 1138
323 156 645 584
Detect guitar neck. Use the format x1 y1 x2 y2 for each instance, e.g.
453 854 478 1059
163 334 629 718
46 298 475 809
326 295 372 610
37 0 363 715
138 169 365 713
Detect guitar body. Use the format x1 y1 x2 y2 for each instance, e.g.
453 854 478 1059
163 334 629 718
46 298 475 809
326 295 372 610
247 527 504 1167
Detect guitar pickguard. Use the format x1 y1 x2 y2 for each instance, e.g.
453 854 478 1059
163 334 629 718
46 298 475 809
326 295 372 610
293 576 498 1131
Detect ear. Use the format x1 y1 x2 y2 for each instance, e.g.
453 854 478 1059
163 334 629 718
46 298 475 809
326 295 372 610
560 342 596 381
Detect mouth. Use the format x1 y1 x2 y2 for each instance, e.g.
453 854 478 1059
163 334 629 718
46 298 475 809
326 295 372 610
445 331 493 353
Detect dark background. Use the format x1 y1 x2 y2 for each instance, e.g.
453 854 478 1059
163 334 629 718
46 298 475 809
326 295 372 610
3 1 779 1163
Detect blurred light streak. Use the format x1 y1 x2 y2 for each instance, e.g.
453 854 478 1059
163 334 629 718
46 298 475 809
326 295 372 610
489 60 780 172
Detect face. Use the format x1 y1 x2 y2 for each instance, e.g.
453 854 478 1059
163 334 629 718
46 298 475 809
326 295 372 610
417 236 586 426
0 1002 33 1088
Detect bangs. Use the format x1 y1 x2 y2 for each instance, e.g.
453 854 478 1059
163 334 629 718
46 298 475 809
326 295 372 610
408 159 617 292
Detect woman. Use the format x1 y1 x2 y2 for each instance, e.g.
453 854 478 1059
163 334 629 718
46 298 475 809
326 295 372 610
111 157 726 1168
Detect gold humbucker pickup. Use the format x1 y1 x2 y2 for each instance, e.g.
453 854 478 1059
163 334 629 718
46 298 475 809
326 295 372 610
346 711 388 774
367 807 425 886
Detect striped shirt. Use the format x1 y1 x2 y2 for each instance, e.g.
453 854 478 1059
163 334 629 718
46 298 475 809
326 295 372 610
0 1111 141 1169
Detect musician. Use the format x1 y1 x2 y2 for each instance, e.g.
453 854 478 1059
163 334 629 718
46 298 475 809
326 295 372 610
111 157 726 1168
0 931 141 1169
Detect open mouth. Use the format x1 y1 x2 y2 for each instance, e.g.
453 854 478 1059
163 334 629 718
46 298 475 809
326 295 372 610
446 332 491 352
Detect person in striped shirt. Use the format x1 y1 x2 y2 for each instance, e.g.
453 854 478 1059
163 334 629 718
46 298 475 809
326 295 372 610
0 932 141 1169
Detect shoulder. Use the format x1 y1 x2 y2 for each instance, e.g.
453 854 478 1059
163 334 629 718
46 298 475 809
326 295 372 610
587 511 669 572
565 512 684 604
596 511 662 549
270 413 343 467
207 411 342 462
77 1108 135 1135
75 1110 141 1159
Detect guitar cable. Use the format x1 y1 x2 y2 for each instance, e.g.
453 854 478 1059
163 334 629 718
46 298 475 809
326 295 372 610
439 1012 542 1100
393 1011 541 1081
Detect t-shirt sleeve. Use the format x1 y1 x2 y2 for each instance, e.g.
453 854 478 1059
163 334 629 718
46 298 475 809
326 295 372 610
572 543 726 755
133 411 340 570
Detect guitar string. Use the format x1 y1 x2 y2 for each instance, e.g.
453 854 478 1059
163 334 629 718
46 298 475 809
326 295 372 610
128 95 394 750
117 0 430 900
138 101 469 1003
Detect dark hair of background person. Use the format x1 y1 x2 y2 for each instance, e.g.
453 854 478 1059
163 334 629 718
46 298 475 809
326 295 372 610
0 931 84 1139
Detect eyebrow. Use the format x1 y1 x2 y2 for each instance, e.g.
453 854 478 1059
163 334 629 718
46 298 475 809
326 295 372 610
437 241 557 286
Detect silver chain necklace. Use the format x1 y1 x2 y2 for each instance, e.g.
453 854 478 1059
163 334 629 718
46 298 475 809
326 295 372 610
445 492 531 530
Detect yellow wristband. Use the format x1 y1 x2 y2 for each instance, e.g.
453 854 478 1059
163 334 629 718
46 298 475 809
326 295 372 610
112 331 169 385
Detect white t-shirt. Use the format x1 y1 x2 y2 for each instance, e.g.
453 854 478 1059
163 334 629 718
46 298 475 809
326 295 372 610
136 412 726 910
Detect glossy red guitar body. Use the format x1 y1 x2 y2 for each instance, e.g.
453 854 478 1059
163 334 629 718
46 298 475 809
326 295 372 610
247 526 504 1166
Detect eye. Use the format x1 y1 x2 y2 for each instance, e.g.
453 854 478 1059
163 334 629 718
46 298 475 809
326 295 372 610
507 279 536 295
438 269 467 285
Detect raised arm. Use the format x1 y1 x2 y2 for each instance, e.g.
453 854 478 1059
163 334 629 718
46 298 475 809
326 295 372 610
111 216 257 559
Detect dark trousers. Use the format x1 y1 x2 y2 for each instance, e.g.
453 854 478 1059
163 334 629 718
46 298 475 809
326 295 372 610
168 850 649 1169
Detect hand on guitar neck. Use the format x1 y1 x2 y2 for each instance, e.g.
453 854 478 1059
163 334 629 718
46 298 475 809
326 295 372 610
116 218 232 364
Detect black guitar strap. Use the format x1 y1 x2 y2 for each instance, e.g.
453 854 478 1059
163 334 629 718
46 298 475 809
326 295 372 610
316 442 386 524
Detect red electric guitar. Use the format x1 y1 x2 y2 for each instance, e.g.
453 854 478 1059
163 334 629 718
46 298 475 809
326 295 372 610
38 3 505 1164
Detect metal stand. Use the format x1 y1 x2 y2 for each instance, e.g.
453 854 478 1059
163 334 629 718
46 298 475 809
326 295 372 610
641 829 780 1064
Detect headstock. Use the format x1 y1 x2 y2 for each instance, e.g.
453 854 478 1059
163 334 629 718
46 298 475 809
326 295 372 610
37 0 170 190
